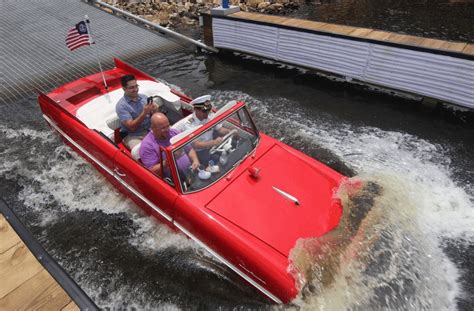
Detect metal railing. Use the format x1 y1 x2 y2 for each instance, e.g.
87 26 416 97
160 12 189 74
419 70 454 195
85 0 219 53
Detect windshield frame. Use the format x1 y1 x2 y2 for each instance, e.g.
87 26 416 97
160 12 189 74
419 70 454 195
167 103 260 194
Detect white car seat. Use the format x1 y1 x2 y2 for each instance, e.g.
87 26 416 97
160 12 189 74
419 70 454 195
106 115 121 132
131 142 142 160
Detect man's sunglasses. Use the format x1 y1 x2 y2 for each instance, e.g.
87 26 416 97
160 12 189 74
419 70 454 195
197 107 211 113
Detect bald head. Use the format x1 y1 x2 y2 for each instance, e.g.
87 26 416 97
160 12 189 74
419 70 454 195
151 112 170 139
151 112 168 127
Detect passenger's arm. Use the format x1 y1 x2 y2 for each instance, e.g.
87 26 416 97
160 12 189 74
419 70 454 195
216 126 231 136
187 149 200 170
122 102 156 132
192 137 223 150
148 162 163 176
140 144 164 176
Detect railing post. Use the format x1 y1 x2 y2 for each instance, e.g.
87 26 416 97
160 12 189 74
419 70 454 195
211 0 240 15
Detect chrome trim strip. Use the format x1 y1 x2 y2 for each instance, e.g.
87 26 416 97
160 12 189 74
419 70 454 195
42 114 172 222
273 186 300 205
43 114 282 304
173 221 283 304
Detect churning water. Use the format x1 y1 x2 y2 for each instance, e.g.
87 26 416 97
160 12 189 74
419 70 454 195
1 50 473 309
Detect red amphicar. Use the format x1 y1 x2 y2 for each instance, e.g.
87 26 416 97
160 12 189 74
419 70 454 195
38 58 344 303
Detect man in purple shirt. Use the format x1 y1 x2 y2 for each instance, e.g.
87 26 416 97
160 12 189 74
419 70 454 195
139 113 200 177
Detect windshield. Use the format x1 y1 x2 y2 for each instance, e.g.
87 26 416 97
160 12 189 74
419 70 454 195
172 107 259 193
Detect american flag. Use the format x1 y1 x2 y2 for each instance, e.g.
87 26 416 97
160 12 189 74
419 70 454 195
65 21 91 51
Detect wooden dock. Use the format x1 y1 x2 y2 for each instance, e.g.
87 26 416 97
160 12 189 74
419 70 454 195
0 198 97 310
228 12 474 56
0 214 78 310
206 10 474 109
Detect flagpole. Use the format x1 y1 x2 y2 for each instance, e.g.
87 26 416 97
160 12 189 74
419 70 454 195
84 15 108 90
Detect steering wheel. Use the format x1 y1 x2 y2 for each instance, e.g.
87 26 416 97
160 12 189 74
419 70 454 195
210 129 237 154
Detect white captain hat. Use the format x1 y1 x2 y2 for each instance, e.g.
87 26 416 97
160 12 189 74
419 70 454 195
190 95 212 111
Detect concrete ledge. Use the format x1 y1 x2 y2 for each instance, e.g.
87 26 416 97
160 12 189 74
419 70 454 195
211 6 240 16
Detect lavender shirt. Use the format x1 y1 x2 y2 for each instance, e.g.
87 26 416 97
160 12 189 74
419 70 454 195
139 128 191 173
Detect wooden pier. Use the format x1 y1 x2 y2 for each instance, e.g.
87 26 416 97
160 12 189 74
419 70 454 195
204 10 474 109
0 199 97 310
0 214 78 310
227 12 474 57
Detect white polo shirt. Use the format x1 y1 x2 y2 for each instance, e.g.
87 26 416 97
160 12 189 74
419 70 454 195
178 112 222 150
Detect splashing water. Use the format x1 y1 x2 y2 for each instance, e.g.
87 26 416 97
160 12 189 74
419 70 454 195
0 124 198 251
289 175 460 310
211 91 472 309
0 122 266 309
1 86 472 309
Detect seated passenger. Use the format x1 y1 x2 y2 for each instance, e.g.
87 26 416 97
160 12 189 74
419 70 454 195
177 95 231 164
116 74 158 149
139 113 200 178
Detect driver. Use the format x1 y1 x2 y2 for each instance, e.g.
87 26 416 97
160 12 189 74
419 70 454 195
177 95 231 164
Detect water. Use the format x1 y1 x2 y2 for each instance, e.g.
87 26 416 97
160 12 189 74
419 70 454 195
1 48 473 309
287 0 474 43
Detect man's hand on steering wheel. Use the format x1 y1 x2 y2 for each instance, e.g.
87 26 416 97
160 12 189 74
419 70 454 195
213 137 223 146
209 129 237 154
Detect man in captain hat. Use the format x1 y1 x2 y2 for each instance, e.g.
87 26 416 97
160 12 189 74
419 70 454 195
176 95 231 164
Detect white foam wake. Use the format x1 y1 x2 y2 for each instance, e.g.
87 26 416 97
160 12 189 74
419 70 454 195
212 90 472 309
0 124 198 252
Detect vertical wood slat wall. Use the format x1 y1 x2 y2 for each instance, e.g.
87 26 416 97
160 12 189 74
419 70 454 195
209 12 474 109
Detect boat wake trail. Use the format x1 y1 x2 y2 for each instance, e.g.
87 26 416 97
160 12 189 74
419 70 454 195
0 114 267 309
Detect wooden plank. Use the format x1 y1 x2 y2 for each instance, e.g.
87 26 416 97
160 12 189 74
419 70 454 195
285 20 327 31
228 11 472 56
348 28 374 37
396 35 425 46
0 269 75 311
419 38 448 49
232 11 285 23
383 33 425 47
262 16 288 24
319 23 359 35
363 30 393 41
62 301 80 311
385 32 408 43
463 44 474 55
0 243 43 298
0 214 22 254
440 41 468 53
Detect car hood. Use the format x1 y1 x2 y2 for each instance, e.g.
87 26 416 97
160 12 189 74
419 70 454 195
206 144 343 257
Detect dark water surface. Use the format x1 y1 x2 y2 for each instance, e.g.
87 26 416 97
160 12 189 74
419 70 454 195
287 0 474 43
